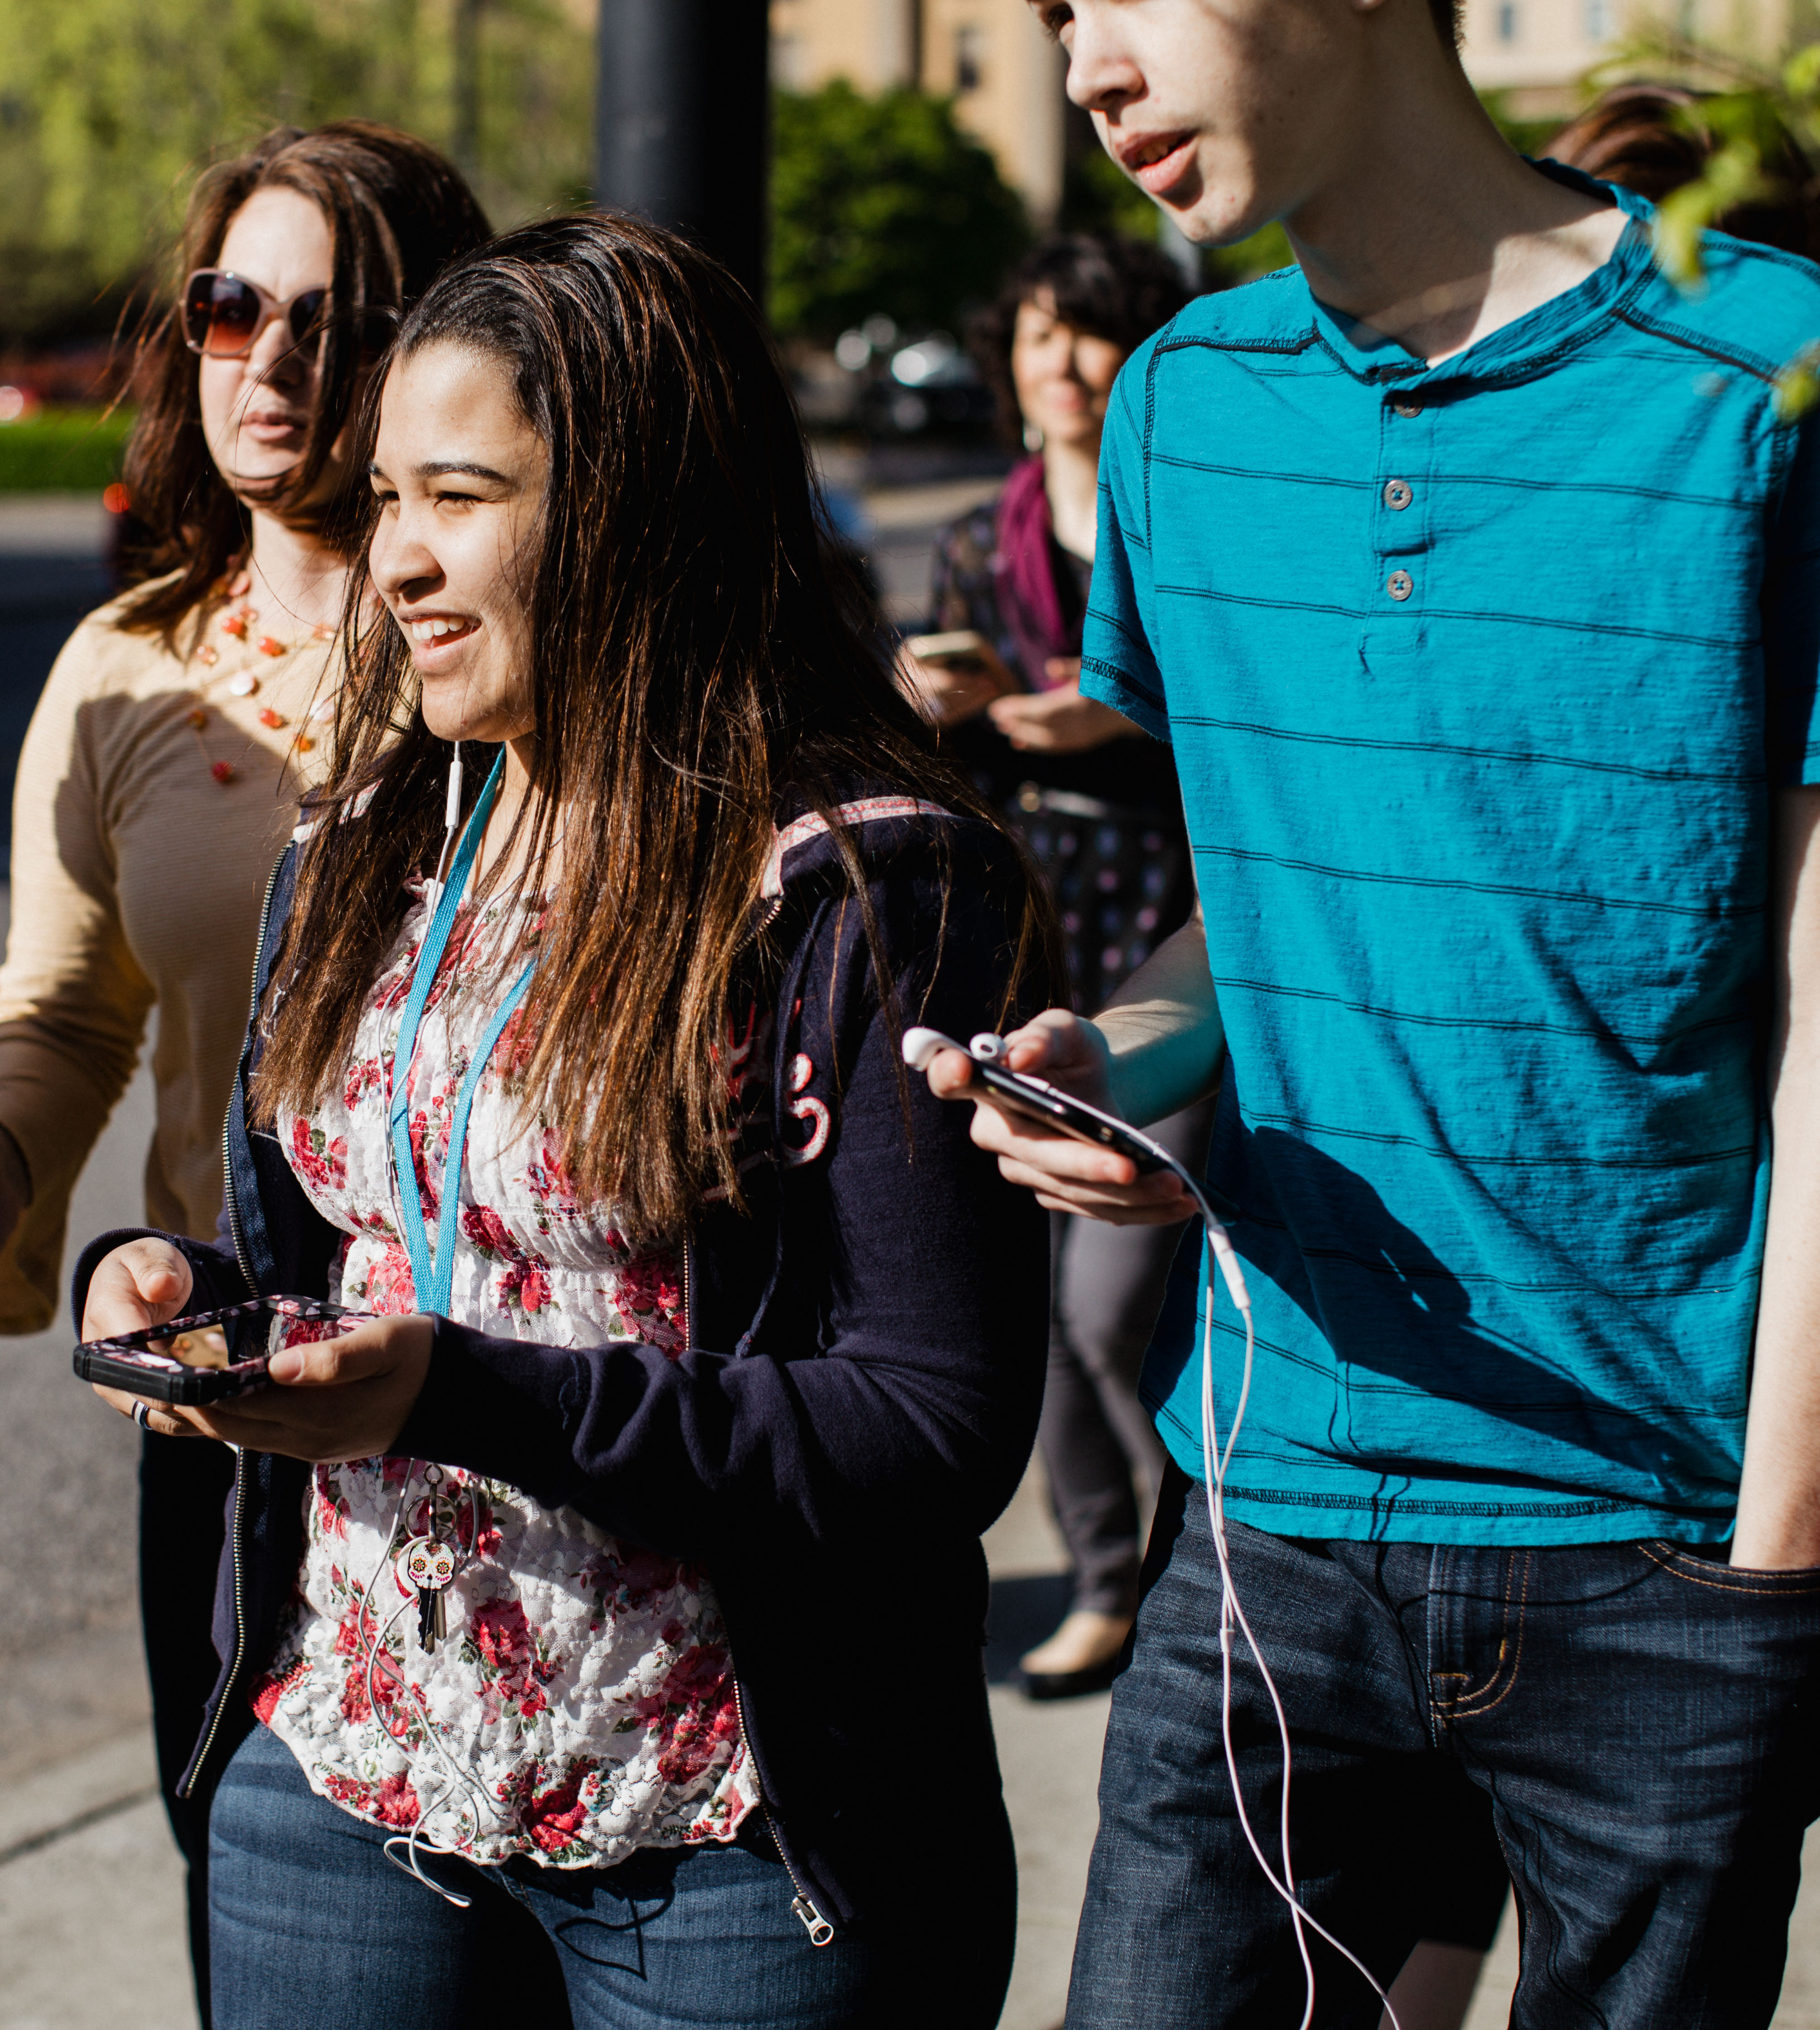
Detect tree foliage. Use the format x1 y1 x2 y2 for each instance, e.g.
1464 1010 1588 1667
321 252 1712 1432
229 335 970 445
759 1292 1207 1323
1585 28 1820 416
0 0 592 346
770 80 1030 341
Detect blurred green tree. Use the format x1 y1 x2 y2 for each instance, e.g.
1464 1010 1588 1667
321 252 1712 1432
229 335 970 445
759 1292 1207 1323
0 0 591 347
1058 142 1157 243
769 79 1030 341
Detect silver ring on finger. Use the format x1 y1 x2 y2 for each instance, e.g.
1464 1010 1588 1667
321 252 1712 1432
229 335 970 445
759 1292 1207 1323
132 1399 151 1431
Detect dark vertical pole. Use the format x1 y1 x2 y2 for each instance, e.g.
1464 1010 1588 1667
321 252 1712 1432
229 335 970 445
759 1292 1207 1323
594 0 771 308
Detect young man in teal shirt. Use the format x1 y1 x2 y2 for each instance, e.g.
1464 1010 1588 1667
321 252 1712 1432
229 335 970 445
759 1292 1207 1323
928 1 1820 2022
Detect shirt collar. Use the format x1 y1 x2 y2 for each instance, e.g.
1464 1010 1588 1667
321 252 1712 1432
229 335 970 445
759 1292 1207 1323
1301 165 1657 389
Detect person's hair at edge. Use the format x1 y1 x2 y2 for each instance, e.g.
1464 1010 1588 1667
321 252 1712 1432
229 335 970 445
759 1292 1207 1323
116 120 493 641
1431 0 1463 48
1548 83 1820 260
971 232 1195 446
251 211 1060 1239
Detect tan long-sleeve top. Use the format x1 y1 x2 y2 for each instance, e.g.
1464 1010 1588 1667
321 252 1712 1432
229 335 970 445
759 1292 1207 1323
0 580 335 1330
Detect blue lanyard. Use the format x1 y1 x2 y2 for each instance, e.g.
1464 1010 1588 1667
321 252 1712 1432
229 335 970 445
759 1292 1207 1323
387 754 537 1318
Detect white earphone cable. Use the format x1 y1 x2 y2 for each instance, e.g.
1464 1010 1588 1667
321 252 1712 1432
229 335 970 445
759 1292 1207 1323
905 1029 1403 2029
350 1462 500 1906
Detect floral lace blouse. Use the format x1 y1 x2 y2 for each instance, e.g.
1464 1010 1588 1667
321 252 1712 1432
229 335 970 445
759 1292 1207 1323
249 877 759 1868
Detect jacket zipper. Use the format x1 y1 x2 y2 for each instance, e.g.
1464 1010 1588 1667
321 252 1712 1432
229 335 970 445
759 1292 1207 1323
733 1680 834 1946
220 851 285 1293
181 851 283 1800
721 879 830 1942
176 1449 249 1798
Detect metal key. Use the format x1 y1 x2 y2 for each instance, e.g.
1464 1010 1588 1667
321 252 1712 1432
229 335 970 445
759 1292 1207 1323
400 1536 457 1652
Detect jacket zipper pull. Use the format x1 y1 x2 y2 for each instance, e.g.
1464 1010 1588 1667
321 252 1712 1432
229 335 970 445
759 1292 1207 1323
791 1892 836 1947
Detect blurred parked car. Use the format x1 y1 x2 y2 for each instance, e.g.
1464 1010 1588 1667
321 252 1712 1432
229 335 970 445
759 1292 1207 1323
802 314 996 439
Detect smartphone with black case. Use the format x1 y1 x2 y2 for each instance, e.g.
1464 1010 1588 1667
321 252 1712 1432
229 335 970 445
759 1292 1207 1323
73 1295 373 1406
967 1061 1243 1226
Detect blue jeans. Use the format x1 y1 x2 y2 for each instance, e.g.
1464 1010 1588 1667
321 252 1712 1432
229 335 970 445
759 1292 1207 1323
209 1723 1014 2028
1066 1465 1820 2029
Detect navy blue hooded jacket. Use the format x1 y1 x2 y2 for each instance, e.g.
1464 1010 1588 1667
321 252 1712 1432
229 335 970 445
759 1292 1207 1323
73 798 1050 1930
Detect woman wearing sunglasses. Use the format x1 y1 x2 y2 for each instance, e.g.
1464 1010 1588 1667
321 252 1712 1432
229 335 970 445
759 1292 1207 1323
0 121 489 2017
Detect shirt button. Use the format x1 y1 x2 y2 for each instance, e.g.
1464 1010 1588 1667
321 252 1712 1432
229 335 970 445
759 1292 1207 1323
1393 399 1423 418
1386 570 1414 601
1383 478 1413 510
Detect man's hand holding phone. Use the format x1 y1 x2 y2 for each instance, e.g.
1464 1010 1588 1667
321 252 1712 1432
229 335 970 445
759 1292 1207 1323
925 1010 1199 1224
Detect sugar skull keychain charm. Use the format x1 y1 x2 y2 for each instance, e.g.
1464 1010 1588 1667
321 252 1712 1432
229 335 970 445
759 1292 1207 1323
401 1535 457 1651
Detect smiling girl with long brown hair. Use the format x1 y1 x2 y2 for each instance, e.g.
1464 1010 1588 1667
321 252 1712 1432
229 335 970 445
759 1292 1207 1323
80 212 1055 2029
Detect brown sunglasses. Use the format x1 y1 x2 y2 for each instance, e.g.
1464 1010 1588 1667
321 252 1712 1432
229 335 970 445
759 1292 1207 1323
182 269 329 359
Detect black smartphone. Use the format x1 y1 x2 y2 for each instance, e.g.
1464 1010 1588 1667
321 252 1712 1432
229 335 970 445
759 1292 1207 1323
968 1061 1243 1225
73 1295 373 1406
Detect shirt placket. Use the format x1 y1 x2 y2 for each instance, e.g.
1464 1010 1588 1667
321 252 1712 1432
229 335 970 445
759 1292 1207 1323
1359 381 1435 664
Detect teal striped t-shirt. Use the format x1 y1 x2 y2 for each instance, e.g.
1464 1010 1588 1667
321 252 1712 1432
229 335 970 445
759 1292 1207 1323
1083 177 1820 1544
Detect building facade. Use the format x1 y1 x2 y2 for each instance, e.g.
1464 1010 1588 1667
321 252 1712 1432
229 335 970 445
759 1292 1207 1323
769 0 1817 219
1461 0 1810 106
770 0 1067 220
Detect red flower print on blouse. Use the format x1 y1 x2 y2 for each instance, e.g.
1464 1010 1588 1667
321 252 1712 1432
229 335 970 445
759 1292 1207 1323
343 1055 384 1111
613 1252 681 1336
581 1542 686 1624
323 1767 421 1829
421 905 478 1016
460 1204 554 1314
250 1655 310 1726
338 1658 399 1728
459 1204 522 1262
407 1107 440 1221
288 1116 347 1193
314 1472 349 1540
525 1131 580 1212
332 1594 378 1660
631 1645 741 1786
452 1489 503 1558
371 969 414 1017
523 1761 596 1854
361 1240 417 1317
582 1543 689 1624
469 1596 558 1719
495 1004 541 1078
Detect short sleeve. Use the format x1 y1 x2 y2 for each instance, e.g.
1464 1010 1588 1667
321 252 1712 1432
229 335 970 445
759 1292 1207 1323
1080 362 1171 744
1763 404 1820 786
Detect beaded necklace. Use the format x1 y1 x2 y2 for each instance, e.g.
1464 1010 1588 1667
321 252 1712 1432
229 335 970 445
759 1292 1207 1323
185 567 337 784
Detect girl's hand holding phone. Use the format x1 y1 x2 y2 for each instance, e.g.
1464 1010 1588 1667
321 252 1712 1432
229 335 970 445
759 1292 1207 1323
82 1237 433 1457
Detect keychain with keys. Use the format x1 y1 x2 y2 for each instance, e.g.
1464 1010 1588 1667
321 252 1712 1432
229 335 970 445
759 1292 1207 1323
401 1535 458 1650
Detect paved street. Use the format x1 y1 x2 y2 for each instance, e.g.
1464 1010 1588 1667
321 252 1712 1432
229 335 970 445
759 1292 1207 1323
5 486 1820 2028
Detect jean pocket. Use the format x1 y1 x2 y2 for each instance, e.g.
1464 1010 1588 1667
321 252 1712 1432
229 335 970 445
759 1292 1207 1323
1642 1540 1820 1599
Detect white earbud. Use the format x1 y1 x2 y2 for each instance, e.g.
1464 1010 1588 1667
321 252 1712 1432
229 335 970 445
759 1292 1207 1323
901 1025 965 1071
